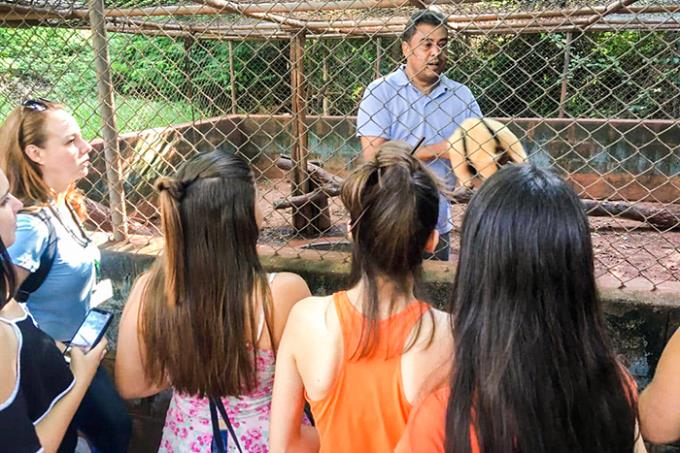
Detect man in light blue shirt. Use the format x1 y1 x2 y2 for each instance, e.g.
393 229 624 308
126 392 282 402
357 9 481 260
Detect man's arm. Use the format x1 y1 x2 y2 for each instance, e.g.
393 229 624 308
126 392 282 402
361 136 449 162
414 141 450 161
360 136 386 160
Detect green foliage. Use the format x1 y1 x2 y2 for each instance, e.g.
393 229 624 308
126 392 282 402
1 25 678 138
0 27 199 139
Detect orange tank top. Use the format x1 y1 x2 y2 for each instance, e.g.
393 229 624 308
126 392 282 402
307 291 429 453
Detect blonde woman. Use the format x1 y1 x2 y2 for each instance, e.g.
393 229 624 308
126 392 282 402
0 99 130 452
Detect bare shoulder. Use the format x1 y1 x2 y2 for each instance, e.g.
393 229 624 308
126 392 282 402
413 306 452 347
286 295 335 331
270 272 309 295
123 272 152 314
270 272 312 318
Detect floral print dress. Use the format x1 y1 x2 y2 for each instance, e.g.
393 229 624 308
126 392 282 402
159 349 276 453
159 274 279 453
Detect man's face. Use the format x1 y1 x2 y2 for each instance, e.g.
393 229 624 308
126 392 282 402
402 24 448 86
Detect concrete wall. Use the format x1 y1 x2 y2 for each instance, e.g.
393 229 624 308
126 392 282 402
87 115 680 207
99 247 680 452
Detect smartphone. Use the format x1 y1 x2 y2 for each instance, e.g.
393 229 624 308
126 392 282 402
64 308 112 356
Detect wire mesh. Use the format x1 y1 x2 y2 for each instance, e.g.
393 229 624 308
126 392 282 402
0 0 678 288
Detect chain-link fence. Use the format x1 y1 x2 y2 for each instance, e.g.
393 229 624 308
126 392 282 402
0 0 678 288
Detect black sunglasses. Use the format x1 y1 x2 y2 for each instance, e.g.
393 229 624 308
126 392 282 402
21 98 51 112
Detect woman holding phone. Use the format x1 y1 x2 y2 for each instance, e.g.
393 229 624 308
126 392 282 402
116 150 311 452
0 166 107 452
0 99 131 452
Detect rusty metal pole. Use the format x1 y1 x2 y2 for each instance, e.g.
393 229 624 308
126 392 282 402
375 37 382 77
322 54 329 116
229 41 237 114
558 32 572 119
290 31 323 235
88 0 128 241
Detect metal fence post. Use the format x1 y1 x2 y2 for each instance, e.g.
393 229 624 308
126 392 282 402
88 0 128 241
290 31 312 234
229 41 238 114
558 32 573 119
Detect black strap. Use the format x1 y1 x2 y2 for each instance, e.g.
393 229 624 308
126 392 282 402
209 397 243 453
15 209 57 303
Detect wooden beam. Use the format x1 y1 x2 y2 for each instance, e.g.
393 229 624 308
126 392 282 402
582 0 642 28
89 0 128 240
191 0 309 30
66 0 483 18
289 32 314 234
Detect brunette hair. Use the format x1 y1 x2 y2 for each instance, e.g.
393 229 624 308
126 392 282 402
140 150 271 397
0 100 85 218
342 141 439 358
445 164 637 453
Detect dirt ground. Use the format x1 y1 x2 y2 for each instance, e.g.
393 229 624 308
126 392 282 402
257 178 680 289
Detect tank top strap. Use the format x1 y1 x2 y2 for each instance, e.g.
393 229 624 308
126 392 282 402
387 301 430 346
332 291 355 358
256 273 278 342
332 291 429 359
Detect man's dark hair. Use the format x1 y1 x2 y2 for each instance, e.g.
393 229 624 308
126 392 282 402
402 9 447 42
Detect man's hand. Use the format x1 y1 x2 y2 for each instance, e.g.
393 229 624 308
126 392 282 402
360 136 450 162
413 140 450 161
360 136 386 160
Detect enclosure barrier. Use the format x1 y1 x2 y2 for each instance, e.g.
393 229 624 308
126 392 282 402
0 0 678 289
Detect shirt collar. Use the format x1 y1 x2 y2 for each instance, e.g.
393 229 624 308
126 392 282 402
395 65 448 97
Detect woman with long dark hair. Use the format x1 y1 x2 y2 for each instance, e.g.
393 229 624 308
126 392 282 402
115 150 311 452
397 164 645 453
0 166 106 452
270 142 453 453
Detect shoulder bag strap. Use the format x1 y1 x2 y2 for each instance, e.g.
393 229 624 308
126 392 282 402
210 397 243 453
209 399 226 453
15 210 57 302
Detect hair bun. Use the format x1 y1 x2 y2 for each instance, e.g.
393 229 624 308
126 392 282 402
155 176 184 200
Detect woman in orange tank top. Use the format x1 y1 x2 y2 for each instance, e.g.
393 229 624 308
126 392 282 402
269 142 453 453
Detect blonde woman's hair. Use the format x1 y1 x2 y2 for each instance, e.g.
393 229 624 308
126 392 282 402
0 100 85 218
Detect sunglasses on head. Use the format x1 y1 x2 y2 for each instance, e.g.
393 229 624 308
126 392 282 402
21 98 51 112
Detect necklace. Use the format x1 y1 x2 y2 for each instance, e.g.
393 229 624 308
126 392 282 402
46 201 92 249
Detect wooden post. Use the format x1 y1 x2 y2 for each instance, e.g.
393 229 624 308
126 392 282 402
229 41 237 114
375 37 382 77
290 32 310 234
290 31 330 235
88 0 128 241
322 54 329 116
558 32 572 118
